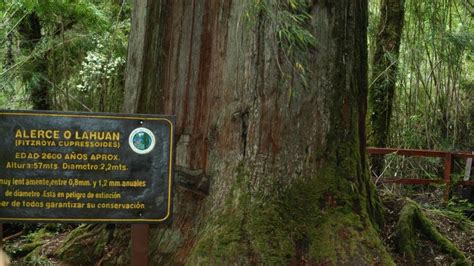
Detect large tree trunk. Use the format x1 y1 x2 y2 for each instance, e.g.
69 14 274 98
368 0 405 175
60 0 392 264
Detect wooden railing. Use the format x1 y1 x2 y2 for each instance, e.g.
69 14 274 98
367 147 474 201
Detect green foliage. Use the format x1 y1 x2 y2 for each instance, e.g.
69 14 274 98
246 0 315 95
0 0 130 111
247 0 315 53
68 25 129 112
16 0 108 29
381 0 473 150
446 196 474 216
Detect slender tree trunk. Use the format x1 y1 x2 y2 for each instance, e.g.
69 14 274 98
60 0 393 264
5 33 14 68
368 0 405 175
18 13 51 110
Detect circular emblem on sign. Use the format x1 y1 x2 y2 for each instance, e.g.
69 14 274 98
128 127 156 154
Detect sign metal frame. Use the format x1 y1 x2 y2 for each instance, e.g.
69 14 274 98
0 110 174 223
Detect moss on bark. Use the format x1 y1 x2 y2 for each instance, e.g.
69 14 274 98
395 199 469 265
11 242 43 259
56 224 111 265
189 168 394 265
21 246 50 265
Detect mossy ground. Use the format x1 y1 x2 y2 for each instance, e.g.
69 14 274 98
4 227 51 259
3 224 71 265
381 191 473 265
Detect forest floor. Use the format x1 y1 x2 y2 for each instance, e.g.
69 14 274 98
380 185 474 265
2 186 473 265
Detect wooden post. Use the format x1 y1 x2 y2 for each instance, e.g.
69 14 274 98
443 153 453 202
461 151 474 201
131 224 149 266
464 151 473 182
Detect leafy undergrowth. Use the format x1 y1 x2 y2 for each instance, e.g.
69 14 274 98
380 187 473 265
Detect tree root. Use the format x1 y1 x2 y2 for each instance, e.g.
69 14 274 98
55 224 111 265
2 230 25 242
395 198 469 265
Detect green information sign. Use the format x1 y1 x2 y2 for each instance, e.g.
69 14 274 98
0 110 174 223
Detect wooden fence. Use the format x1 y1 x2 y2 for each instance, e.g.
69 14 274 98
367 147 474 201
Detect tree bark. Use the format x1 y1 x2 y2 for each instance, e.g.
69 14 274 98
132 0 390 264
368 0 405 175
123 0 167 114
62 0 393 264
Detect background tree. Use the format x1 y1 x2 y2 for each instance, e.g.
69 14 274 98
368 0 405 176
18 12 50 110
